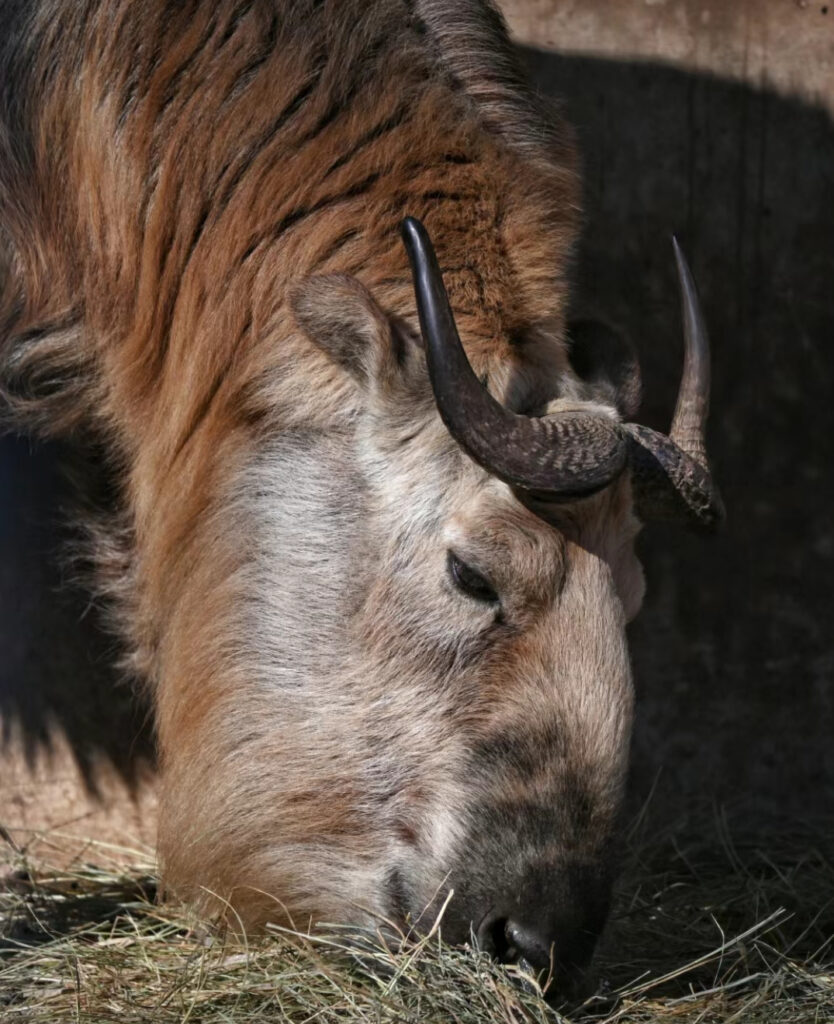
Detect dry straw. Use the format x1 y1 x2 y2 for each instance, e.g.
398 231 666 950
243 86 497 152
2 805 833 1023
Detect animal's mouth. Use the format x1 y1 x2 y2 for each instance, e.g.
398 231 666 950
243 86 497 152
377 882 600 1005
472 908 599 1002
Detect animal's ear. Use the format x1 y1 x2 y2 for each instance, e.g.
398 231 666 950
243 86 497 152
567 318 642 419
292 274 418 394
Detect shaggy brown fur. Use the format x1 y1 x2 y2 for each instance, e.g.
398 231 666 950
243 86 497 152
1 0 579 664
1 0 644 982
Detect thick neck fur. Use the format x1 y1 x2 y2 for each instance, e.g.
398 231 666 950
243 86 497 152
1 0 581 692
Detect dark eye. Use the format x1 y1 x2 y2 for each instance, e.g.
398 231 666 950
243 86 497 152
447 551 499 604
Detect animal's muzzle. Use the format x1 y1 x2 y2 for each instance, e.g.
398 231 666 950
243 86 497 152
476 908 600 977
440 860 612 998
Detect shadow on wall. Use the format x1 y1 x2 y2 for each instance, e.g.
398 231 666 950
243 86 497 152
521 47 834 820
1 51 832 819
0 435 155 793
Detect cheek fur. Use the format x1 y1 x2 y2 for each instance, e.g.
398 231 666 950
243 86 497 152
619 556 646 623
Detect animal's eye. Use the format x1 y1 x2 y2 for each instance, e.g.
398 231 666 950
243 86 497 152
447 551 499 605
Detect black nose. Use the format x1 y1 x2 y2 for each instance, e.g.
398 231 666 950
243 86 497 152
475 891 607 979
479 915 555 971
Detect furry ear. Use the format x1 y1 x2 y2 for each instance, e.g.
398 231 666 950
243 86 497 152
568 318 642 419
292 274 412 393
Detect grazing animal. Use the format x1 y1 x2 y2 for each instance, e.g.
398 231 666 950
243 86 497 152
0 0 721 994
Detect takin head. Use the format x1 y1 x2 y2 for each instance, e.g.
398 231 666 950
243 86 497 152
157 218 721 999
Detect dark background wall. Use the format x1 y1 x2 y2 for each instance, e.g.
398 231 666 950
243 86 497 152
509 0 834 823
1 0 831 850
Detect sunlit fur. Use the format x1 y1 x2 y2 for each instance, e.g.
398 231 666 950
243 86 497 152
0 0 644 942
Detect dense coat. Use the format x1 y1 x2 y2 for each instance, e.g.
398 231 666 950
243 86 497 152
0 0 705 989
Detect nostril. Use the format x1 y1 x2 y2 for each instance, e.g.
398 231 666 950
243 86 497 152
476 913 512 961
476 914 553 970
504 919 552 972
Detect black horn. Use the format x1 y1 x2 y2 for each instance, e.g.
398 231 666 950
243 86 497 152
400 217 627 500
400 218 722 528
623 240 723 528
670 236 710 467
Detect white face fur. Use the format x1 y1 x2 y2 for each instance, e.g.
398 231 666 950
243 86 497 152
157 278 645 960
194 404 643 930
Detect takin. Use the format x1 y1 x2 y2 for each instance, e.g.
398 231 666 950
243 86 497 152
0 0 721 996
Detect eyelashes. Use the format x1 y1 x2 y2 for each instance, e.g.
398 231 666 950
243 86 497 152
447 550 499 605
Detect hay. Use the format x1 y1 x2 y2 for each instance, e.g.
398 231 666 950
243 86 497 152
2 808 833 1024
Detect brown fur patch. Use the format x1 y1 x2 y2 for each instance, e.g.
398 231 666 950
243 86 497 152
0 1 644 945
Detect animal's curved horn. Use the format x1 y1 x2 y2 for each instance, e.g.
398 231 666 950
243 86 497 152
401 217 627 500
670 237 710 467
624 240 724 529
623 422 723 528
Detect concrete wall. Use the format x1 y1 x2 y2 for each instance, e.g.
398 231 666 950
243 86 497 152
1 0 832 857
